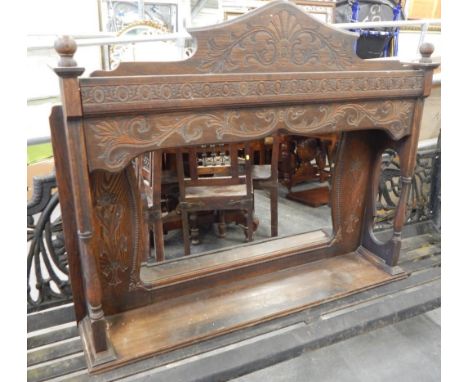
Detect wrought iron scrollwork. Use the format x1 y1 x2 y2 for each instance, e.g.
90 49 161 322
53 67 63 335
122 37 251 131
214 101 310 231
374 145 438 231
27 173 71 312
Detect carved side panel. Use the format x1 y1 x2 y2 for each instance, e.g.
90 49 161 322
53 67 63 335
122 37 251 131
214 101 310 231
84 99 415 172
330 131 375 252
90 166 148 315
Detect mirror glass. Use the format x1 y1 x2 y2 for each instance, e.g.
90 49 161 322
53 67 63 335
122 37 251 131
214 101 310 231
139 134 337 285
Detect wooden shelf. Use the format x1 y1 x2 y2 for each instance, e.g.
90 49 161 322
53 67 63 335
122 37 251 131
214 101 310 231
141 230 330 287
84 251 406 373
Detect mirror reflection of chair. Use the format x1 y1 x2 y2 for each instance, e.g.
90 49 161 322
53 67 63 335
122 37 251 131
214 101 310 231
252 135 280 237
176 143 254 256
135 150 166 262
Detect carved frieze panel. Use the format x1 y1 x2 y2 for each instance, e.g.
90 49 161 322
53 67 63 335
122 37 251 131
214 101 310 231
84 99 415 172
80 72 424 114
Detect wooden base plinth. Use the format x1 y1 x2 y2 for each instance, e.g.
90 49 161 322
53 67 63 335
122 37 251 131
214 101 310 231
84 248 406 373
286 186 330 207
79 317 117 370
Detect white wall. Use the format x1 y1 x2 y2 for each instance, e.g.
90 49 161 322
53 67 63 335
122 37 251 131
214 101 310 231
27 0 101 35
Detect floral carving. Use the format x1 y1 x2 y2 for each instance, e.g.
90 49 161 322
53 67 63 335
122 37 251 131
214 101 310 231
95 193 128 286
86 100 414 172
197 9 355 72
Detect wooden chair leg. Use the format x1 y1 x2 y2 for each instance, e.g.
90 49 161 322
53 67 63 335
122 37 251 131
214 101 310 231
270 187 278 237
189 213 200 245
181 210 191 256
153 217 165 262
245 207 254 242
217 210 226 238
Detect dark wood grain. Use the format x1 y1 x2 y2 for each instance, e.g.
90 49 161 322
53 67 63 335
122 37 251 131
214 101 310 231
26 229 440 380
92 251 406 373
49 0 438 373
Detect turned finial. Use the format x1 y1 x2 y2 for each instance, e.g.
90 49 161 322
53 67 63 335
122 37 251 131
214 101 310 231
54 35 78 67
419 42 434 63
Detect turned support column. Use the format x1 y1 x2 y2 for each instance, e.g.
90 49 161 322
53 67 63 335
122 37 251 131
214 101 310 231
53 36 113 359
389 43 438 264
361 42 438 267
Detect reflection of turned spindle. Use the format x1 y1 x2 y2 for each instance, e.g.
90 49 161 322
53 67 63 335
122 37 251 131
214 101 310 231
54 36 114 359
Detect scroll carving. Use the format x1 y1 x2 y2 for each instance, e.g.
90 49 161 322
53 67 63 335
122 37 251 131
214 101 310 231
85 100 415 172
197 9 355 72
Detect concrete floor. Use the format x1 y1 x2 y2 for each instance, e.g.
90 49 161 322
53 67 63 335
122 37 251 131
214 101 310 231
232 308 441 382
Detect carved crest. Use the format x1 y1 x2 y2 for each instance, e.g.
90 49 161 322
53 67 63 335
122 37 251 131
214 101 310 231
90 0 362 77
196 7 356 72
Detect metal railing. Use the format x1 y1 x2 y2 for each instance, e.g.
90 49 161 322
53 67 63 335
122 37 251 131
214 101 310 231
26 18 441 146
27 32 192 52
27 18 441 52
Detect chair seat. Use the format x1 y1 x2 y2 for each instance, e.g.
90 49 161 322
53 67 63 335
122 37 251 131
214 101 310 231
252 164 271 180
186 184 248 199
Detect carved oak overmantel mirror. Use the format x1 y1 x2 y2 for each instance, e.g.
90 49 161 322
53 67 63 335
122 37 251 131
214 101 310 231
49 0 438 373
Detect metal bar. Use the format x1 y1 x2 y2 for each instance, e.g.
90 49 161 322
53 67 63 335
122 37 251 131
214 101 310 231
334 19 440 30
138 0 144 19
27 20 440 52
27 32 192 51
418 22 430 53
192 0 209 18
28 33 116 39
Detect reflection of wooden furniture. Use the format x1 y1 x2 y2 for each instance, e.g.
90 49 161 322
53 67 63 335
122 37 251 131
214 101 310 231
49 1 437 373
145 150 164 263
176 144 254 256
138 147 260 262
280 133 338 207
135 151 179 263
280 135 330 190
253 135 280 237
